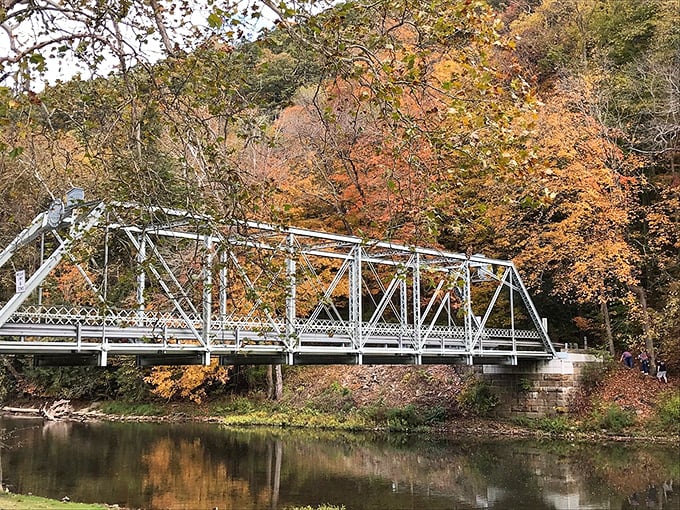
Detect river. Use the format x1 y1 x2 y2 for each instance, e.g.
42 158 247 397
0 416 677 509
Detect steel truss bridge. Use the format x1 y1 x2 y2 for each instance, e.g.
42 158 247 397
0 194 556 367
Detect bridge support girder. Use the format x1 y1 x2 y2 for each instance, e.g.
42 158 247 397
136 353 207 367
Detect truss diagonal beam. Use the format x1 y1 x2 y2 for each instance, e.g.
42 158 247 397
0 203 105 328
0 212 48 270
470 268 509 351
121 228 206 347
0 200 556 365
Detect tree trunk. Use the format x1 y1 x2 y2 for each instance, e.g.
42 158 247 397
266 365 274 400
266 365 283 400
630 285 656 374
274 365 283 400
601 301 616 357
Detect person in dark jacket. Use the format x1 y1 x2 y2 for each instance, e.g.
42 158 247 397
656 359 668 383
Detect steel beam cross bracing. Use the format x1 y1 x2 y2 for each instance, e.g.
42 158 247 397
0 200 556 366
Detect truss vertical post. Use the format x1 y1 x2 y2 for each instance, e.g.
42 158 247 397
38 233 45 308
219 250 227 343
136 232 146 327
202 235 213 365
103 215 110 303
510 270 516 355
464 261 473 362
412 254 421 363
349 246 363 357
219 251 228 317
285 233 296 352
400 277 407 350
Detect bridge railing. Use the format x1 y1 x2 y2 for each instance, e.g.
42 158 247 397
2 305 548 355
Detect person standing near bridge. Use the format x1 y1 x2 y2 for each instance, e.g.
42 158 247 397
656 359 668 383
620 350 634 369
638 350 650 375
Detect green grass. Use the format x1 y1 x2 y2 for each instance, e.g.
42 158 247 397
97 401 164 416
511 415 572 434
0 492 108 509
220 409 368 430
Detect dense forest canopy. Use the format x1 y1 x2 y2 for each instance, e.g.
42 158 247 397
0 0 678 399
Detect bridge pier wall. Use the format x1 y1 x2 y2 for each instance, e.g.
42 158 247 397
477 352 601 418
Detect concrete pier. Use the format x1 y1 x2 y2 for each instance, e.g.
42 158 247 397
480 351 601 417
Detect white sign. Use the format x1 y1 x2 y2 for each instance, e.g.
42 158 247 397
15 270 26 293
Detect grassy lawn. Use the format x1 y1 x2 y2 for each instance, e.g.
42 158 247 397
0 492 109 509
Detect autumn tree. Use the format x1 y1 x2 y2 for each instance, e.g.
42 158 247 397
252 0 538 248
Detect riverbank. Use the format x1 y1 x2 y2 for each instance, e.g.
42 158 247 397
0 492 111 509
2 363 678 442
0 491 343 510
2 396 678 444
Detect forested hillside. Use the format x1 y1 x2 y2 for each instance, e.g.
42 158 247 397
0 0 678 402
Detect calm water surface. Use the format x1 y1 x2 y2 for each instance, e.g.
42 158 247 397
0 416 678 510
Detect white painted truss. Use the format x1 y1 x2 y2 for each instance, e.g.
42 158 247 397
0 198 556 366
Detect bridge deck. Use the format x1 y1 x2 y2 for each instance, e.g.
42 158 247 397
0 307 551 366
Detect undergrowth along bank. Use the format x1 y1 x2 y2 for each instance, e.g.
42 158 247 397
87 391 680 441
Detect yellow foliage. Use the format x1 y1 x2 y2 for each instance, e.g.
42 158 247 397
145 359 230 403
513 85 643 305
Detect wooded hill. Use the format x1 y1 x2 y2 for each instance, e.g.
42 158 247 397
0 0 678 401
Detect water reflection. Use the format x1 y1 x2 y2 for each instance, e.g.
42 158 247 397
623 481 675 510
0 416 678 510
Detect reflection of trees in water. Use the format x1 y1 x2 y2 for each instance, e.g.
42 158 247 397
226 429 680 510
569 443 677 494
1 418 679 510
141 437 272 510
622 481 678 510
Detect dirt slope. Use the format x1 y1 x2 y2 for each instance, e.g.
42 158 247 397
282 364 464 410
584 365 679 420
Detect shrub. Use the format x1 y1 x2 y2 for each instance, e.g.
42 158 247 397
385 404 423 431
213 396 258 415
360 402 445 431
518 377 533 392
456 376 499 416
654 391 680 434
303 381 356 414
536 416 571 434
0 358 17 402
587 403 635 433
579 351 614 392
422 405 449 424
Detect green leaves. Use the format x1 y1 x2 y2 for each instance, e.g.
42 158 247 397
207 11 224 29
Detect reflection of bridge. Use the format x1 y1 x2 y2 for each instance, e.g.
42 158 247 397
0 192 556 366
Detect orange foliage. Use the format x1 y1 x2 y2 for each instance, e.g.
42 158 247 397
145 359 230 403
255 2 530 248
48 262 99 306
513 84 643 305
